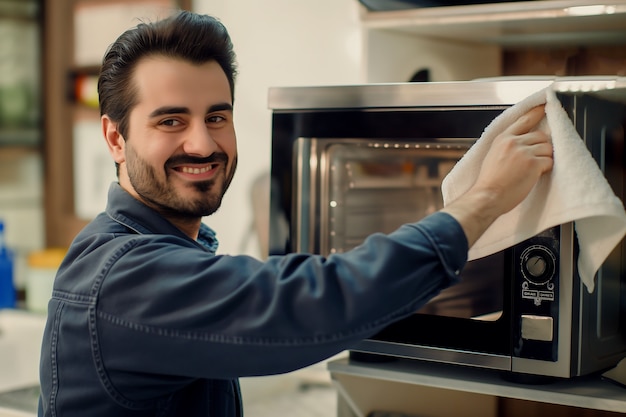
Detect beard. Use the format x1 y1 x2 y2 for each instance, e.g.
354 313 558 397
125 144 237 218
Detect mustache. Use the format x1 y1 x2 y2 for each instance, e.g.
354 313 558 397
166 153 229 167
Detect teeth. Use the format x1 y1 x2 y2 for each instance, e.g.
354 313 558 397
181 166 211 174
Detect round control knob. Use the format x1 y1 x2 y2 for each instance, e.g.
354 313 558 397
526 255 547 277
520 245 556 285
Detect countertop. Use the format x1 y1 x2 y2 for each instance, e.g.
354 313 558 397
0 310 45 417
0 387 38 417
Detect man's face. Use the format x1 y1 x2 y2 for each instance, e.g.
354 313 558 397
118 56 237 218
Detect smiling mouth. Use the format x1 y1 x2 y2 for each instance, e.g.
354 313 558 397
168 153 229 179
179 165 216 174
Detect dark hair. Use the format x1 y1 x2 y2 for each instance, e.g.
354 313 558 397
98 10 238 139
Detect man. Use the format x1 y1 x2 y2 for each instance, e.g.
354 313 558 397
38 10 552 417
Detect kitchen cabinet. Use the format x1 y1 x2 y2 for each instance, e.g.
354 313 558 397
0 0 41 148
43 0 191 248
0 0 44 293
359 0 626 82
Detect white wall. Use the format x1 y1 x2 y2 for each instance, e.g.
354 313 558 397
192 0 364 258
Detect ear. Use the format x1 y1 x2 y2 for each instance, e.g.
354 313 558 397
102 115 126 164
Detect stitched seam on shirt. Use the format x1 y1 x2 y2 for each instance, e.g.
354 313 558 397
51 290 95 305
96 304 417 347
107 211 145 235
88 238 157 410
47 301 64 417
408 222 458 279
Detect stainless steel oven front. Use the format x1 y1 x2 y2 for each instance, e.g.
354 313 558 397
268 79 626 379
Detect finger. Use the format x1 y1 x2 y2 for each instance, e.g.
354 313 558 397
507 105 546 136
517 130 552 147
530 142 555 159
528 139 554 173
535 154 554 175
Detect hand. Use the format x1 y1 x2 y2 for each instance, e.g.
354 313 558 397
473 104 553 216
441 105 553 247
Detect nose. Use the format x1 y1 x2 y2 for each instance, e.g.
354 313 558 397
182 121 219 156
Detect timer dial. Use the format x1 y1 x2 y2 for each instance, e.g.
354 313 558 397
526 255 547 277
520 245 556 285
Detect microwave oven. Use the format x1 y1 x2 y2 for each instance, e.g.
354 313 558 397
268 78 626 379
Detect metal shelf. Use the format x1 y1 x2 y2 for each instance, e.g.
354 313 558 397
329 357 626 414
360 0 626 46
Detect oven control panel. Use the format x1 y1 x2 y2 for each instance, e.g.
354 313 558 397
512 226 560 362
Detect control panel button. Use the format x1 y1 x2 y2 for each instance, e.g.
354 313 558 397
521 315 554 341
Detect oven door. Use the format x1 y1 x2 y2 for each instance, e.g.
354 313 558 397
354 253 514 371
294 137 514 371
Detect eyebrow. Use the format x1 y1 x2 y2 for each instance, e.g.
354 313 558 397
209 103 234 112
148 102 233 118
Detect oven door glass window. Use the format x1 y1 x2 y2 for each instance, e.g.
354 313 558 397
321 139 504 320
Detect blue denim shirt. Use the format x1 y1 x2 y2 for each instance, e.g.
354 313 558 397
38 182 467 417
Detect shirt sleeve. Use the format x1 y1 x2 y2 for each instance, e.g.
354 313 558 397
95 211 469 383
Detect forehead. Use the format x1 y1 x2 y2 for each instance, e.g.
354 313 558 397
131 55 232 108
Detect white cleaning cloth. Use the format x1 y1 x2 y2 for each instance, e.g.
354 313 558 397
442 86 626 293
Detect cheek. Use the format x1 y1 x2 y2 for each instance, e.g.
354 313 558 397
217 130 238 159
226 138 238 160
126 117 174 165
146 141 176 165
131 132 178 166
125 140 172 175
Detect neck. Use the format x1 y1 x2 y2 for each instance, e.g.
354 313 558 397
165 216 202 241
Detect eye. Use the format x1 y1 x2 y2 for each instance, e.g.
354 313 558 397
206 115 226 124
160 118 182 127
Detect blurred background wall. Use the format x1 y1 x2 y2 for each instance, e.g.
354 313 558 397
193 0 363 258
